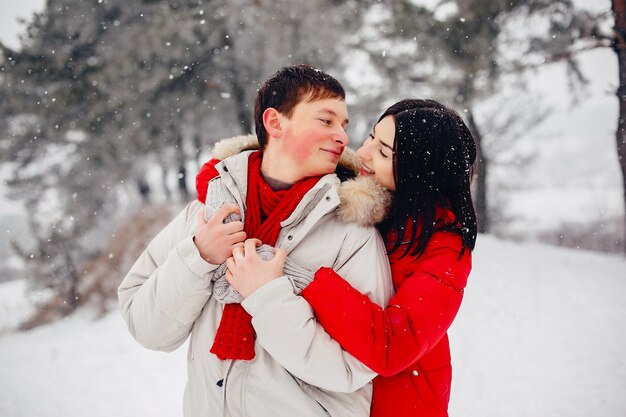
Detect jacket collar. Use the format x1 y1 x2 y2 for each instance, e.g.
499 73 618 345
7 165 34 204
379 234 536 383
211 135 391 227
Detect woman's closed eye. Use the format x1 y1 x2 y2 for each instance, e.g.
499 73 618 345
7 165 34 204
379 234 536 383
369 134 390 158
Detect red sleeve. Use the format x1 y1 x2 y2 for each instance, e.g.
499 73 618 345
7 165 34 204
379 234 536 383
195 158 221 203
301 231 471 377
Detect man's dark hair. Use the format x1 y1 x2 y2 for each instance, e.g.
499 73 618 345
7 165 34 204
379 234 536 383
254 64 345 151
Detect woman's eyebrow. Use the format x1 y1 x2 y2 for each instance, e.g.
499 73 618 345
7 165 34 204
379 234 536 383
373 126 393 150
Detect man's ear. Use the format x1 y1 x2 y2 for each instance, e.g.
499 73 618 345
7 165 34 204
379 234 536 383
263 108 284 139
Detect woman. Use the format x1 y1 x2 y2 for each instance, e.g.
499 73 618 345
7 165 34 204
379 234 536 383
209 98 477 417
299 99 477 417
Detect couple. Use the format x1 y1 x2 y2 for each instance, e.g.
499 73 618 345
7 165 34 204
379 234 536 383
118 64 477 417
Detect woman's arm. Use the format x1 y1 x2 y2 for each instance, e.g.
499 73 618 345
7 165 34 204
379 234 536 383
237 228 394 393
301 230 471 377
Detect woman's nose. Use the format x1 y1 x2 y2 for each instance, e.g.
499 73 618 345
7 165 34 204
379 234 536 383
356 143 370 160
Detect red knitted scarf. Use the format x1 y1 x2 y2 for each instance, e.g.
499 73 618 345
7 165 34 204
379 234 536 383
210 151 320 360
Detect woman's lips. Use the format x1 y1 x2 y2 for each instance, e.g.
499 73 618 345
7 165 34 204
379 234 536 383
360 162 374 175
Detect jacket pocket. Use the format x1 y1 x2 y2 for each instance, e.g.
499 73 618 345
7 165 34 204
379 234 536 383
298 380 332 417
407 362 452 405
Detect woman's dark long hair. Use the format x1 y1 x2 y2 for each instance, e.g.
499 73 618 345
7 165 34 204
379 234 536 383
378 99 477 258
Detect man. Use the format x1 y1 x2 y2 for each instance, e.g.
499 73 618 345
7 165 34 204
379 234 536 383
118 64 393 417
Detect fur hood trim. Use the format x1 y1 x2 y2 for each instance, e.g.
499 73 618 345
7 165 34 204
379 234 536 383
211 134 261 161
337 175 392 226
210 134 391 226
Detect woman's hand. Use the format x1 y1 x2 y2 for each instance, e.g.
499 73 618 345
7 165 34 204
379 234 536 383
225 239 287 298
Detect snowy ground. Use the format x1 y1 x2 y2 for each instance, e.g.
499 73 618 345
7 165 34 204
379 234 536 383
1 234 625 417
448 236 626 416
0 292 188 417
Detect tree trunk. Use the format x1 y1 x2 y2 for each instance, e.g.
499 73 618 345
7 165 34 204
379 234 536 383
178 165 188 199
231 76 252 134
136 177 151 203
160 163 172 201
63 244 79 310
193 133 203 166
223 30 252 134
612 0 626 254
174 135 189 199
467 109 489 233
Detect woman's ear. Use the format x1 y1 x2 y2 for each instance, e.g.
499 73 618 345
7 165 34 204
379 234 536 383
263 108 284 139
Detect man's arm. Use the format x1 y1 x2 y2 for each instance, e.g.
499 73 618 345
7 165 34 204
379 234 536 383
118 201 244 351
239 228 393 393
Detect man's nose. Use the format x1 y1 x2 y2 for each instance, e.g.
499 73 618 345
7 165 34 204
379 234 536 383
334 128 349 146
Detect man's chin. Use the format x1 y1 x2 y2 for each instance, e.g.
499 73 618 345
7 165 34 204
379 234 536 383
302 160 340 179
321 164 339 176
304 162 334 175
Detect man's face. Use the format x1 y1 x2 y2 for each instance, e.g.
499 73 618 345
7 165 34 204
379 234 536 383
278 97 350 179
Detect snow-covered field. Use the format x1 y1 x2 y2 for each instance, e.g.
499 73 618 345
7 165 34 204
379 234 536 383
0 234 624 417
0 288 188 417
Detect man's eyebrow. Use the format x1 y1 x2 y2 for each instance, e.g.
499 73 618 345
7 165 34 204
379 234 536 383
373 125 393 150
319 108 350 126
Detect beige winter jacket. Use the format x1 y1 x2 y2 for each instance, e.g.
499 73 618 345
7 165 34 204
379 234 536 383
119 135 394 417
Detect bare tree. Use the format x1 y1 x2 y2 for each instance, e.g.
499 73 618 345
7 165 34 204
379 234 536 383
612 0 626 254
0 0 374 312
345 0 599 233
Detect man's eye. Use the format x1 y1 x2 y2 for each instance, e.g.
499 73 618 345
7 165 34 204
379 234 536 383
319 119 332 125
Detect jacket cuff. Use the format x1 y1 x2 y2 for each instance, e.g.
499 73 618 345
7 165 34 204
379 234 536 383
301 267 343 301
176 236 220 278
241 277 292 316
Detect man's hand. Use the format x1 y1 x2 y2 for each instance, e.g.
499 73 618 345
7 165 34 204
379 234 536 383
225 239 287 298
194 204 246 264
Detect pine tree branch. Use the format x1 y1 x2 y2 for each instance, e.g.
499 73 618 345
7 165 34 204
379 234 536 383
543 39 613 63
0 41 15 61
504 39 613 73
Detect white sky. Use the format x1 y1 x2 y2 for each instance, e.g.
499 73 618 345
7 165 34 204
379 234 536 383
0 0 46 50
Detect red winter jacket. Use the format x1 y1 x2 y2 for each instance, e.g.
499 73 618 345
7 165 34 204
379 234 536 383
302 209 471 417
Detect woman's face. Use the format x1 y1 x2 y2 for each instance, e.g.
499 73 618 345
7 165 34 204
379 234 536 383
357 115 396 191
